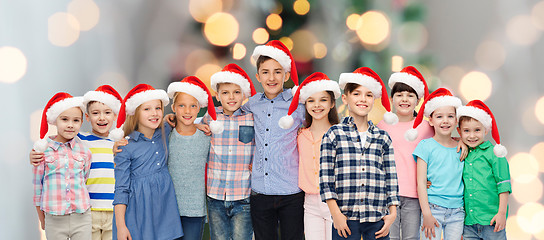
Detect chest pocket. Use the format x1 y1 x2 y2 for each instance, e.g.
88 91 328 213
239 125 255 144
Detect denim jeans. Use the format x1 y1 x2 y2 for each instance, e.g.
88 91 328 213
250 191 304 240
389 196 420 240
463 224 507 240
332 220 389 240
207 197 253 240
420 203 464 240
176 216 205 240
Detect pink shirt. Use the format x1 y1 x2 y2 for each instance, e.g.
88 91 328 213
297 128 321 194
377 119 433 198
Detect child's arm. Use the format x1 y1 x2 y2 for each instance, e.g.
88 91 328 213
326 199 351 238
491 192 509 232
114 204 132 240
33 156 46 229
35 206 45 230
455 139 468 161
417 157 439 240
375 205 397 238
164 113 176 128
490 155 511 232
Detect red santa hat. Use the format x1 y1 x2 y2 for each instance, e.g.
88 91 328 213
109 84 170 141
167 76 223 134
83 85 123 114
339 67 398 125
405 88 462 141
279 72 341 129
210 63 256 97
33 92 85 152
457 100 507 157
252 40 299 94
388 66 429 100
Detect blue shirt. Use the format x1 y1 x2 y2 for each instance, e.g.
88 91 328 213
413 138 464 208
243 89 305 195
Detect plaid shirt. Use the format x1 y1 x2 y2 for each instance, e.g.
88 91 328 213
33 136 92 215
320 117 399 223
203 107 254 201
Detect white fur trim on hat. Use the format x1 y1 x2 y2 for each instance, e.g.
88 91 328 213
46 96 85 124
108 128 125 142
252 45 292 72
33 138 49 153
83 91 122 114
167 82 208 108
383 111 399 125
339 73 382 98
209 120 225 134
423 96 462 117
278 115 294 129
456 106 493 130
405 128 419 142
298 80 341 103
494 144 508 158
210 71 251 97
125 90 169 115
388 72 426 99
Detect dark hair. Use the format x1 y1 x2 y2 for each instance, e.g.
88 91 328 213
303 91 340 128
343 83 361 95
256 55 273 71
458 116 477 126
86 100 98 113
391 82 419 117
429 106 456 118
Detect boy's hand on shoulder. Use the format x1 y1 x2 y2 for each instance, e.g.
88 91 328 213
331 212 351 238
421 213 439 240
491 212 507 232
196 123 211 136
375 213 396 238
29 150 45 166
113 139 129 155
456 139 468 161
164 114 176 128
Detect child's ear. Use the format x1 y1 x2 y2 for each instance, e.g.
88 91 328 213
341 94 347 105
85 112 90 122
283 71 290 83
171 103 175 113
457 127 461 136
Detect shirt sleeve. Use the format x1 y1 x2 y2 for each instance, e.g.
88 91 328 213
33 158 46 207
241 97 252 113
201 113 211 125
84 148 92 180
412 139 429 163
113 145 131 205
382 133 400 207
319 128 338 202
491 155 512 194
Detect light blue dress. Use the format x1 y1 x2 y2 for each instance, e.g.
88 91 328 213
113 124 183 240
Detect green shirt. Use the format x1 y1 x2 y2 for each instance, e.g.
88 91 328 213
463 141 512 225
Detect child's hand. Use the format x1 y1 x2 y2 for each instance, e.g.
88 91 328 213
421 213 439 240
427 180 432 189
375 213 395 238
491 212 507 232
196 124 211 136
248 164 252 171
331 212 351 238
29 150 45 167
113 139 129 155
456 140 468 161
164 114 176 128
117 225 132 240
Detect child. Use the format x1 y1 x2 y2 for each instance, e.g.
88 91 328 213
32 92 93 240
204 64 256 240
111 84 183 240
456 100 511 240
166 76 216 240
412 88 464 240
320 67 399 240
244 40 305 239
377 66 432 240
282 72 341 240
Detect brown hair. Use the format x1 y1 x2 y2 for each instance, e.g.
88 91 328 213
256 55 273 71
391 82 419 117
343 82 362 95
458 116 477 127
122 102 164 137
86 101 98 113
303 91 340 128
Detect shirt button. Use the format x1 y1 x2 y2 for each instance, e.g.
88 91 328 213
470 209 473 212
271 101 274 103
266 129 269 131
360 199 364 202
268 114 271 117
265 158 268 161
470 178 473 181
469 194 472 197
469 163 472 166
265 173 268 176
152 141 155 144
361 183 365 186
157 163 160 166
362 168 365 171
265 144 268 146
155 152 158 154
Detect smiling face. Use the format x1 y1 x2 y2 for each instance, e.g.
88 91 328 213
171 92 200 127
342 84 375 118
458 117 488 148
392 91 419 118
216 83 244 116
86 101 117 137
305 91 334 122
137 99 163 134
428 106 457 137
256 58 290 99
55 107 83 143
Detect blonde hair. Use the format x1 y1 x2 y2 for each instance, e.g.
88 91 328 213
122 101 164 137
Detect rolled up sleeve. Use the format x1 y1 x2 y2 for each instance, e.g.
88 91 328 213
319 128 337 202
113 146 131 205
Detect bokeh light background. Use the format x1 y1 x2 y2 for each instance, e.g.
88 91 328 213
1 0 543 239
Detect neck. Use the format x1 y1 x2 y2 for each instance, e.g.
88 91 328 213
351 113 369 132
138 127 155 139
264 91 281 100
433 132 455 146
53 135 70 143
176 122 196 136
309 118 332 138
397 113 415 122
222 108 235 116
92 130 109 138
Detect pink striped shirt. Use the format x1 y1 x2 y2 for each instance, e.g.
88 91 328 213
33 136 92 215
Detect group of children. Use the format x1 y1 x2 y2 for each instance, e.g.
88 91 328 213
30 39 511 240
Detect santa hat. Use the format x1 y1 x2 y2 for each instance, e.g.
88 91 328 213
388 66 429 100
83 85 123 114
167 76 223 134
279 72 341 129
252 40 299 94
33 92 84 152
457 100 507 157
339 67 398 125
210 63 256 97
109 84 170 141
405 88 462 141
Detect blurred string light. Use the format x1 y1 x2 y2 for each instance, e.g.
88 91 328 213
189 0 222 22
512 177 543 203
535 96 544 124
397 21 428 53
459 71 492 101
517 202 544 234
203 12 239 46
509 152 540 183
48 12 80 47
279 37 293 51
475 40 506 71
439 65 465 88
95 72 130 96
195 64 222 94
346 14 360 30
530 142 544 172
293 0 310 15
532 1 544 30
522 103 544 136
185 49 216 75
67 0 100 31
0 46 27 83
313 43 327 59
266 13 282 31
506 216 532 240
290 30 317 62
391 56 404 72
506 15 541 46
232 43 246 60
355 11 390 51
252 28 269 44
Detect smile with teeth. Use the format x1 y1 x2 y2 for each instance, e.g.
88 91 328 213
182 116 193 120
97 123 108 126
312 109 324 113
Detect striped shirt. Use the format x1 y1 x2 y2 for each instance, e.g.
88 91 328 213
33 136 92 215
202 107 254 201
320 117 400 223
79 132 115 211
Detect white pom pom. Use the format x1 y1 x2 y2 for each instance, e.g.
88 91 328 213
108 128 125 142
209 120 224 134
383 112 399 125
291 86 298 96
33 138 48 153
404 128 419 142
494 144 508 158
278 115 294 129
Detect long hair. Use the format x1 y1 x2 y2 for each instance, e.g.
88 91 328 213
303 91 340 128
122 101 165 137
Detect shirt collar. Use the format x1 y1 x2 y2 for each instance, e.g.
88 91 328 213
474 140 492 150
47 136 78 150
341 116 376 132
216 106 245 117
258 89 293 101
